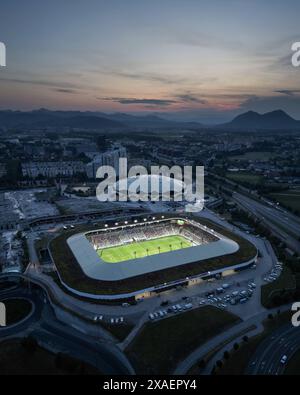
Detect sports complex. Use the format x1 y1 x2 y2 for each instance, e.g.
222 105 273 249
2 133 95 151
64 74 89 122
50 214 258 301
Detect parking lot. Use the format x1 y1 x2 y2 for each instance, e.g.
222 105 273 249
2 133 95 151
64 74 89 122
263 262 283 283
149 279 258 322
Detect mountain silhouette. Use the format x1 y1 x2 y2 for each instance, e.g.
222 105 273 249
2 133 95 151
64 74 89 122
222 110 300 130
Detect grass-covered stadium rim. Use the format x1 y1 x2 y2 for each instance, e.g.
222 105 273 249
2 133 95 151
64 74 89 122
49 213 257 299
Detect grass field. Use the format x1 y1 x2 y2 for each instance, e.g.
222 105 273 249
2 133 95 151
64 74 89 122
269 189 300 212
98 235 193 263
3 298 32 326
0 339 101 375
126 306 240 374
284 349 300 375
230 151 274 162
226 172 263 186
261 266 296 308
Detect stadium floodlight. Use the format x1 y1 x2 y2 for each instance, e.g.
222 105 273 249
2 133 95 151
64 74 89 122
161 215 165 219
134 219 138 223
152 217 156 220
143 218 147 221
115 222 119 226
125 221 128 224
105 224 108 228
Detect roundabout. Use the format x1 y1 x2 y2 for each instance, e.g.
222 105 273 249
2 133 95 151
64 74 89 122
0 297 33 327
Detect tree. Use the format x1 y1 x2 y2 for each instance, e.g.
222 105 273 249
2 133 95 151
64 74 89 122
223 350 230 360
198 359 206 369
233 342 239 351
216 360 223 368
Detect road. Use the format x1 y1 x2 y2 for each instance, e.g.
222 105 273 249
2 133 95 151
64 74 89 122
21 206 286 375
0 279 135 375
233 192 300 254
0 286 43 336
174 304 292 375
246 323 300 375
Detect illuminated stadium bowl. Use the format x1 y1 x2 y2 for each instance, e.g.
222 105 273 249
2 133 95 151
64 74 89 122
49 214 258 301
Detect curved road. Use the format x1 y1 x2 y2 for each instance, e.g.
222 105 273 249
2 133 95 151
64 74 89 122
0 278 134 375
246 323 300 375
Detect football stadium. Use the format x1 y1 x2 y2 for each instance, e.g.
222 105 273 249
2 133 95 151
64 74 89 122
50 214 258 301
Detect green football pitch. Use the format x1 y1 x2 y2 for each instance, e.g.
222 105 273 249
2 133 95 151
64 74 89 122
98 235 193 263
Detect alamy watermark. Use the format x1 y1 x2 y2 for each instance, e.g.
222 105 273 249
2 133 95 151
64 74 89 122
96 158 205 212
0 42 6 67
291 302 300 327
0 302 6 327
292 42 300 67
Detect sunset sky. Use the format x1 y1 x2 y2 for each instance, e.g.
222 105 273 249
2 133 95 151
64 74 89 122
0 0 300 122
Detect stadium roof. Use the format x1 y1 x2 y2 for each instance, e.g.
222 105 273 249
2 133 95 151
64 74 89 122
67 231 239 281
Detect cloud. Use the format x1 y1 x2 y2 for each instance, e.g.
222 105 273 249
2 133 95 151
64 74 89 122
100 97 177 106
54 88 79 94
167 29 243 52
0 76 81 90
98 69 187 85
274 89 300 96
175 93 207 104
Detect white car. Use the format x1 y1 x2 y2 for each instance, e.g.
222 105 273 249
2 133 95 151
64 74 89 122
280 355 288 364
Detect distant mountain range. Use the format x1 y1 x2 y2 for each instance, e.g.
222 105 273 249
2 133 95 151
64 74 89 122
220 110 300 130
0 110 125 129
0 109 202 130
0 108 299 131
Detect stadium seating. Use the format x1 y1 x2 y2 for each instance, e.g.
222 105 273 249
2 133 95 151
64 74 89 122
87 220 218 251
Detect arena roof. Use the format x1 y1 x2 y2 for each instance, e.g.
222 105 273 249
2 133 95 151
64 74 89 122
67 227 239 281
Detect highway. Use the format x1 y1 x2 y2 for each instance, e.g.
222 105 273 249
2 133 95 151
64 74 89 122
233 192 300 254
246 324 300 375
